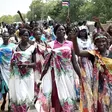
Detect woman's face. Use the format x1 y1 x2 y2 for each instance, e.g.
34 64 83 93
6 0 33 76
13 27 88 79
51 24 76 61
56 25 65 38
2 33 10 43
95 38 107 51
79 30 87 37
67 30 72 41
34 30 42 41
21 31 29 42
31 21 35 28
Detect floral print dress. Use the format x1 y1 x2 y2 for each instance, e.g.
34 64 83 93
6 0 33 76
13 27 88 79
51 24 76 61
36 40 78 112
9 45 35 112
34 42 46 96
77 37 94 112
0 43 16 94
89 50 112 112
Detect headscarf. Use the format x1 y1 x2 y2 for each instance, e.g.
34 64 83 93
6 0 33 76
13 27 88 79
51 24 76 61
94 35 107 41
93 32 108 42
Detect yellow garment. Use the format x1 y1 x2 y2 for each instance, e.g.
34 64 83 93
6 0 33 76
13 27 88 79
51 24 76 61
15 30 20 39
89 50 112 72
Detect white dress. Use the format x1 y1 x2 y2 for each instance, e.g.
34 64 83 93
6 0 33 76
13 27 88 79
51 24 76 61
9 45 35 111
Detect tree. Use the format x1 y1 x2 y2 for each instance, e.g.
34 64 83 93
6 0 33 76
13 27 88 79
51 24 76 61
0 15 13 24
27 0 44 21
0 0 112 24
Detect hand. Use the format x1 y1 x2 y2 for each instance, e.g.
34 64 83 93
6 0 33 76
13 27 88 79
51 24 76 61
71 27 79 39
92 16 100 22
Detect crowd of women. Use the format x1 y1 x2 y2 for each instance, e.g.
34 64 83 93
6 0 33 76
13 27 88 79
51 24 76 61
0 17 111 112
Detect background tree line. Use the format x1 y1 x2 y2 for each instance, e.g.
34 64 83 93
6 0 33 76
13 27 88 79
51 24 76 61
0 0 112 24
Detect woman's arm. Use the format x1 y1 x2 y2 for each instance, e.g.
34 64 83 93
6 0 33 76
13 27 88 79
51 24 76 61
40 53 52 80
27 53 36 68
71 30 91 57
94 17 105 32
26 49 36 68
71 50 81 79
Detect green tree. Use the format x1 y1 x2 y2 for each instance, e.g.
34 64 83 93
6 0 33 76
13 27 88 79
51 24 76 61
0 15 13 24
13 14 23 22
1 0 112 24
27 0 44 21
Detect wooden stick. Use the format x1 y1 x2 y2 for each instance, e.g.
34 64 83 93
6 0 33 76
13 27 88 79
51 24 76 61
17 10 25 23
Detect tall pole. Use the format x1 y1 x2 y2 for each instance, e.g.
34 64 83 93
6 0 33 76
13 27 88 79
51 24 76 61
67 5 70 17
68 0 70 17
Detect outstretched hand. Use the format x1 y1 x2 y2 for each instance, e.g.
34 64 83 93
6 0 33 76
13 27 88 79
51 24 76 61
71 27 79 40
92 16 100 22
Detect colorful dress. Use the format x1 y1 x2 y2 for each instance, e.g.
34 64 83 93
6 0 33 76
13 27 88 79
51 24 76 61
88 50 112 112
77 37 94 112
9 45 35 112
0 43 15 94
34 42 46 96
36 40 78 112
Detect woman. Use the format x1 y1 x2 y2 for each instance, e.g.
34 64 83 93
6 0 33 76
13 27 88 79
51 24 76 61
77 25 94 99
33 28 46 97
9 29 36 112
37 24 81 112
8 26 20 44
0 32 15 111
72 31 112 112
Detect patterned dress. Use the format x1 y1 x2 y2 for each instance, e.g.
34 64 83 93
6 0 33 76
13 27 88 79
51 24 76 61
9 45 35 112
34 42 46 96
88 50 112 112
77 37 94 112
0 43 15 94
35 40 78 112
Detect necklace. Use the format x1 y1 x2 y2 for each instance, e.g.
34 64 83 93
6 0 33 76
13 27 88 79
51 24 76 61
19 43 30 51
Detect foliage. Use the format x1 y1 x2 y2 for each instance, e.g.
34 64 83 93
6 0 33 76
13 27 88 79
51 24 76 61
0 0 112 24
0 15 14 24
27 0 44 21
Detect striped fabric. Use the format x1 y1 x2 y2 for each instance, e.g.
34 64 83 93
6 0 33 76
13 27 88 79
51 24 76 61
62 1 69 7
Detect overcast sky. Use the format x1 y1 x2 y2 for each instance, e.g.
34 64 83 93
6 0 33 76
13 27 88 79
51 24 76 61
0 0 32 17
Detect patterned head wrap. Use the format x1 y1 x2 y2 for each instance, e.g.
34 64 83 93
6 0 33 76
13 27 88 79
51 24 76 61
94 35 107 41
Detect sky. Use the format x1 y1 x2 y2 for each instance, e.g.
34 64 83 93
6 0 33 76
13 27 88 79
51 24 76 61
0 0 32 17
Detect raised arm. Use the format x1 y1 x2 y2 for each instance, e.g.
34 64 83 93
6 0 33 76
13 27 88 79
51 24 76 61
71 29 91 57
93 17 105 32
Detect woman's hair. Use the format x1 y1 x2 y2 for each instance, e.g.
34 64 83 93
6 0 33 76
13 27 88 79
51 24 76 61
19 29 30 37
30 21 35 27
33 27 42 34
107 25 112 35
66 27 72 36
54 24 65 35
